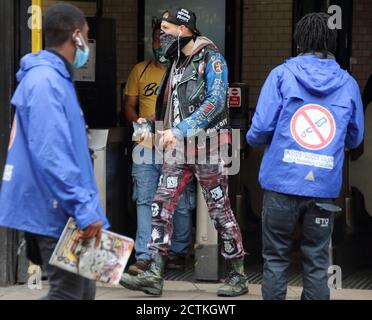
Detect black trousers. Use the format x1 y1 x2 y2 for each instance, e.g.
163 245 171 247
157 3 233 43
25 233 96 300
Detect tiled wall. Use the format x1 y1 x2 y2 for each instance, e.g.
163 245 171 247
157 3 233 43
351 0 372 91
241 0 293 108
42 0 138 110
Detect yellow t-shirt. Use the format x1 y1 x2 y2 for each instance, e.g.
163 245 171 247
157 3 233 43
124 60 166 118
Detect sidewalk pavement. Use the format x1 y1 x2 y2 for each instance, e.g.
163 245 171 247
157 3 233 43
0 280 372 300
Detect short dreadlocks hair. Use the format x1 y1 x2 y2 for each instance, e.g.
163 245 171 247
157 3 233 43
294 12 338 58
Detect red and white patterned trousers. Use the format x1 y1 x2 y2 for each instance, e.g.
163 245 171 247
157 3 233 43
149 160 245 260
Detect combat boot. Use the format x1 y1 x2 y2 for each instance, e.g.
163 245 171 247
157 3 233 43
119 254 166 296
217 258 248 297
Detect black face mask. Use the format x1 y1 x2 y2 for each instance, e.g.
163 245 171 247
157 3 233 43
160 31 193 60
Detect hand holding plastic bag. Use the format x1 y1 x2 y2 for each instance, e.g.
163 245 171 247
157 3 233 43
132 118 153 148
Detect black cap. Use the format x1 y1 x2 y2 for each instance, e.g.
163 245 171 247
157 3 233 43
162 8 201 36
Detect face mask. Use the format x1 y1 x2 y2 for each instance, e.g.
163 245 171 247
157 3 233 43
72 35 90 69
153 48 168 64
160 31 193 60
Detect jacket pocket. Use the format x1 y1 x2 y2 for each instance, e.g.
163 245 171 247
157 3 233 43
314 202 342 213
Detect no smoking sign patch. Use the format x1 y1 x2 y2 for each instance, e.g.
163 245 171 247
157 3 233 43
290 104 336 151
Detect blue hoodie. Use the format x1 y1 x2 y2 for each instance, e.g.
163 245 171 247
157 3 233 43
246 54 364 198
0 50 109 239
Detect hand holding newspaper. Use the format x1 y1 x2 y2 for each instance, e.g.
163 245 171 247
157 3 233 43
49 218 134 285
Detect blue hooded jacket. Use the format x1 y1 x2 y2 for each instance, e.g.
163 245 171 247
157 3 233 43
246 54 364 198
0 50 109 239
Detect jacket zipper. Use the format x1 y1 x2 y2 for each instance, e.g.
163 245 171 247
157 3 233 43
189 82 204 102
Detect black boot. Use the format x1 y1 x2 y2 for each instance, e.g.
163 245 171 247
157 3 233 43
119 254 167 296
217 258 248 297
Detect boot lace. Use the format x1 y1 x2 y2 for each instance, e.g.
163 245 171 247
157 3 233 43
225 272 243 286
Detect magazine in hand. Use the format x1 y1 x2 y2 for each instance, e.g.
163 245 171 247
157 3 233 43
49 218 134 285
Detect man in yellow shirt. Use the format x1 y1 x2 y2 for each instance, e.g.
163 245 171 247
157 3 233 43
124 21 195 275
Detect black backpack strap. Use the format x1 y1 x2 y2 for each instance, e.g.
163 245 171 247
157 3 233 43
139 60 153 81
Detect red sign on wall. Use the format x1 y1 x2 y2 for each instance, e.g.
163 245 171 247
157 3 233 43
228 87 241 108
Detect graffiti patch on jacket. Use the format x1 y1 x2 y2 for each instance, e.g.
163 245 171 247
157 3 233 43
177 52 228 137
212 60 223 74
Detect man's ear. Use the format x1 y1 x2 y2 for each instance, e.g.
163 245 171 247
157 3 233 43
72 30 83 46
178 25 186 37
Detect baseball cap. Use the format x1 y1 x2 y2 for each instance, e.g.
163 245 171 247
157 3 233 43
162 8 202 36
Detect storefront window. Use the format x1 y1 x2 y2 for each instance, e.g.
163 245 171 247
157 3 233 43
143 0 226 60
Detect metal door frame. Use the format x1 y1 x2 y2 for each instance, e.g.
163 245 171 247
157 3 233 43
0 0 18 286
0 0 36 286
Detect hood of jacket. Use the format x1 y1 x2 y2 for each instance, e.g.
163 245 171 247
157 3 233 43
284 54 350 96
189 36 218 56
16 50 71 82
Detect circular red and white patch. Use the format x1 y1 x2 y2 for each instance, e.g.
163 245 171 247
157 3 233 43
212 60 223 74
290 104 336 151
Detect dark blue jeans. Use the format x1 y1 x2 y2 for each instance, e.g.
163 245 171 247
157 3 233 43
132 148 195 261
261 190 336 300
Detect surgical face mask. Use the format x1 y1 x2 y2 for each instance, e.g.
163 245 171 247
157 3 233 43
153 47 168 64
160 31 193 60
72 35 90 69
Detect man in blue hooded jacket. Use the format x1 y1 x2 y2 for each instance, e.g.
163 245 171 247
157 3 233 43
246 13 364 300
0 4 109 300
